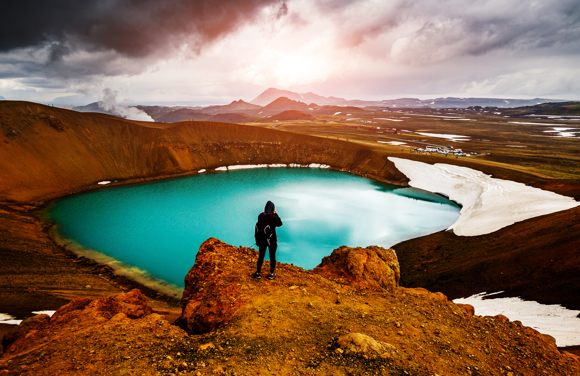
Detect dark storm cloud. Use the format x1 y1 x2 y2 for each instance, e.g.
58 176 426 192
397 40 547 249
0 61 41 79
18 77 69 89
1 0 285 76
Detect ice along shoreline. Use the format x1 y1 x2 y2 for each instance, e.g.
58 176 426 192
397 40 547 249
388 157 579 236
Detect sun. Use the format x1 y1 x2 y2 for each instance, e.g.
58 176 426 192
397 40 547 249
272 53 332 88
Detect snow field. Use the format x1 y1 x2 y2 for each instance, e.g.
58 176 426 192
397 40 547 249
454 293 580 347
389 157 579 236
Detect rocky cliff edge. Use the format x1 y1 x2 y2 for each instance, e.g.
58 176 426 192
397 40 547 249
2 238 579 375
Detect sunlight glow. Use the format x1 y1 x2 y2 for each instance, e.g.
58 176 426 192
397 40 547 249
273 53 331 87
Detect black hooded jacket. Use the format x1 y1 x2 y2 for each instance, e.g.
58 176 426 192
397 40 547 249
255 201 283 247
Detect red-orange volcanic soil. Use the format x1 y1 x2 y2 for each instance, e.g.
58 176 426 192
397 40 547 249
1 100 579 373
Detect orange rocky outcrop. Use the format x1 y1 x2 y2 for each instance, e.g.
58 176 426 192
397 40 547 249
313 245 400 290
2 289 155 356
179 239 254 334
179 239 401 335
2 239 580 375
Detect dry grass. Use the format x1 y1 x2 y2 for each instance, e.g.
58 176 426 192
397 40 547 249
258 111 580 181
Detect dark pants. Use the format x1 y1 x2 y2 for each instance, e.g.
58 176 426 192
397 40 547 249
257 244 277 274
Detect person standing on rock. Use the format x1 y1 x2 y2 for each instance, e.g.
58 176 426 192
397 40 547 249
253 200 283 280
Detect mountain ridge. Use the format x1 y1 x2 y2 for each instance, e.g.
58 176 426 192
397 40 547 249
251 87 567 109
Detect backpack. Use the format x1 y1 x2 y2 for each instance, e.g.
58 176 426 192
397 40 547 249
255 217 273 246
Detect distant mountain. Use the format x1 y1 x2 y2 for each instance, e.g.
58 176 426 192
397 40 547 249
248 97 312 116
73 102 113 115
0 96 5 100
251 88 346 106
250 88 565 109
154 109 258 123
50 95 96 106
135 106 176 121
501 101 580 116
139 100 261 122
212 112 257 123
156 109 213 123
199 100 262 115
264 97 310 110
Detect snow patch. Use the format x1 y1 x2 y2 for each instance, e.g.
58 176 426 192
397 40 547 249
388 158 579 236
227 164 268 170
543 127 579 137
1 310 56 326
308 163 330 169
0 313 22 325
416 132 470 141
33 310 56 316
333 112 342 116
374 118 403 122
553 132 577 137
409 114 464 119
214 164 328 171
509 121 566 126
98 181 111 185
453 293 580 347
198 169 206 173
544 127 574 131
378 141 407 146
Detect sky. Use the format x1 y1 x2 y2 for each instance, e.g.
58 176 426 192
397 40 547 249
1 0 579 105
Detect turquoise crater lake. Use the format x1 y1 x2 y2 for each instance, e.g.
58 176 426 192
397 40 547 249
47 168 460 289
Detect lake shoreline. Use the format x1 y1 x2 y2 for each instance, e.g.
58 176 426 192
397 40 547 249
0 204 181 324
45 166 461 287
2 159 577 324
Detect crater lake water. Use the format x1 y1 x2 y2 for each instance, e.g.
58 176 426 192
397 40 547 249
47 168 460 290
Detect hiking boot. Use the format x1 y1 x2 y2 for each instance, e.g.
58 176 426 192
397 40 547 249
251 272 261 279
267 273 276 280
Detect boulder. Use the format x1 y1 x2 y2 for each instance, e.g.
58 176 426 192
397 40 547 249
91 289 153 319
493 314 510 322
456 303 475 315
51 289 152 324
337 333 396 358
1 314 51 354
400 287 448 302
3 289 153 355
313 245 400 290
49 297 94 324
179 238 256 335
